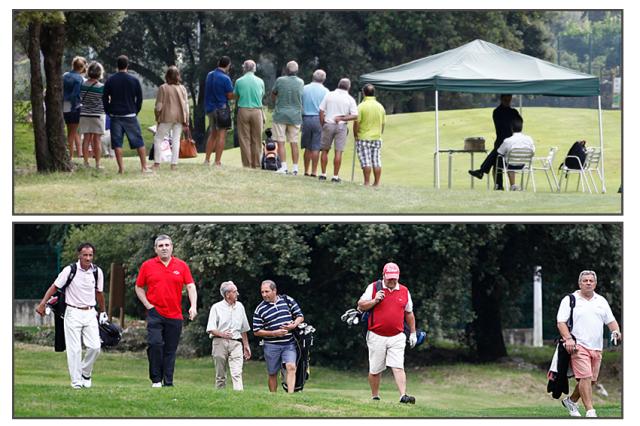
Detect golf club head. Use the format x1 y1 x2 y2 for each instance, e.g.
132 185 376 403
352 316 359 325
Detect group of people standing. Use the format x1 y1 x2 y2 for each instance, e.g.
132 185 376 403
63 55 190 174
204 57 387 185
65 54 388 185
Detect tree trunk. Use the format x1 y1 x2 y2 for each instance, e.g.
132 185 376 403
40 22 73 172
193 12 208 151
27 21 51 172
470 245 508 361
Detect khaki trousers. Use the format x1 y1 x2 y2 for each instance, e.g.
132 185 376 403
212 338 244 390
237 108 264 168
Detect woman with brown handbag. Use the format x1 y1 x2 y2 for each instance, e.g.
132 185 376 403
153 66 190 171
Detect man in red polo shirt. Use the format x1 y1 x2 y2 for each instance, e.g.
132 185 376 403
135 234 198 388
358 262 417 404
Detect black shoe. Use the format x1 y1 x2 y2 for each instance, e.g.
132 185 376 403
399 394 416 404
372 395 381 401
468 169 483 180
494 184 504 191
318 175 327 181
331 177 342 183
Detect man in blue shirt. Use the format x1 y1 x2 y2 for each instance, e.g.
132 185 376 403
301 70 329 177
204 56 234 167
102 55 151 174
253 280 304 393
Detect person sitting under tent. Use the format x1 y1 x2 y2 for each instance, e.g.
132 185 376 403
496 116 535 191
468 94 522 190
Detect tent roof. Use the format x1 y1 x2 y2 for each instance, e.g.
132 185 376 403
359 39 600 96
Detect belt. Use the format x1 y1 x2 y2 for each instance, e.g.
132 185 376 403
66 304 93 310
214 337 242 342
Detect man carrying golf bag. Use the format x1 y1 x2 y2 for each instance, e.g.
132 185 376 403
35 242 107 389
358 262 417 404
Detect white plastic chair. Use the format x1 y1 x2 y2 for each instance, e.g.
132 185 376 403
584 148 604 193
559 148 592 193
527 147 559 192
496 147 535 192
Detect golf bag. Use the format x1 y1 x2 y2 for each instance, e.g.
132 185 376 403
281 322 315 392
341 280 427 347
99 321 123 348
45 263 101 351
261 128 281 171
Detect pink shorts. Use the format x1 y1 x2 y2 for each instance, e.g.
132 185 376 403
570 344 602 381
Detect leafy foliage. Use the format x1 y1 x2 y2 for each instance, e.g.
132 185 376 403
56 224 622 364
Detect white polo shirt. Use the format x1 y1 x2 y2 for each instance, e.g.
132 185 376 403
497 132 535 156
319 89 358 125
556 290 616 350
54 261 104 308
206 300 251 340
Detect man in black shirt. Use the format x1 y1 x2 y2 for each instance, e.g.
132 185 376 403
469 94 522 190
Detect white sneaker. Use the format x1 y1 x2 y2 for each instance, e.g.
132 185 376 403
71 383 82 389
562 397 581 417
585 409 597 418
510 184 521 191
152 382 163 388
275 167 288 174
81 376 92 388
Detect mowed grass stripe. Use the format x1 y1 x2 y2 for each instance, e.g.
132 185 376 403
13 343 621 418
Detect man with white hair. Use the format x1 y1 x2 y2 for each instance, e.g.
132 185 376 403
206 281 252 390
271 60 304 175
301 69 329 177
319 78 358 183
234 59 265 168
557 270 621 418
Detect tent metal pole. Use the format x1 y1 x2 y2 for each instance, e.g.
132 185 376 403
598 95 606 193
351 92 362 182
435 90 440 189
519 94 523 116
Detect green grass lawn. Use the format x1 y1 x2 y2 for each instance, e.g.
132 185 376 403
13 342 621 418
13 103 621 214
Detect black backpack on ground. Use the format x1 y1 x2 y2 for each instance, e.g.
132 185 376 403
560 141 587 170
279 294 315 392
261 128 281 171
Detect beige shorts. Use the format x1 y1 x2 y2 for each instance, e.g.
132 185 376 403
367 331 406 374
320 122 348 152
272 122 300 144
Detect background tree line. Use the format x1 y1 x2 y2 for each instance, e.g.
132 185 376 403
14 10 621 172
15 223 622 366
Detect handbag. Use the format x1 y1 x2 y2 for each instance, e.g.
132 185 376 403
214 105 232 129
179 127 198 158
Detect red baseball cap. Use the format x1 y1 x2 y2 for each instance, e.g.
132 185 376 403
383 262 400 280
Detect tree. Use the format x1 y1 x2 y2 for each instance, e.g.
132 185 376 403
15 11 124 172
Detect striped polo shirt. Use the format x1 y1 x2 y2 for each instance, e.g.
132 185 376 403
253 295 303 344
80 81 105 117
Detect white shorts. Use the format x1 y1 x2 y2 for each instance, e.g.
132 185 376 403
367 331 406 374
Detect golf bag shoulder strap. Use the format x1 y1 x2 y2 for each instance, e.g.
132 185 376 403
567 294 576 332
62 263 78 291
281 294 296 317
62 263 100 292
368 280 383 328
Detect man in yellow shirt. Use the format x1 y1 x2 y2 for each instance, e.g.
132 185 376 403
353 84 386 186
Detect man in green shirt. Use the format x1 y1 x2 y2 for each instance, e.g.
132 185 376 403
271 61 304 175
353 84 386 186
234 60 265 168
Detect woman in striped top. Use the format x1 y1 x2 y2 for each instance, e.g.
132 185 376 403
79 62 106 169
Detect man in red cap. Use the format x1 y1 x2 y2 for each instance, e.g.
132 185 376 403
358 262 417 404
